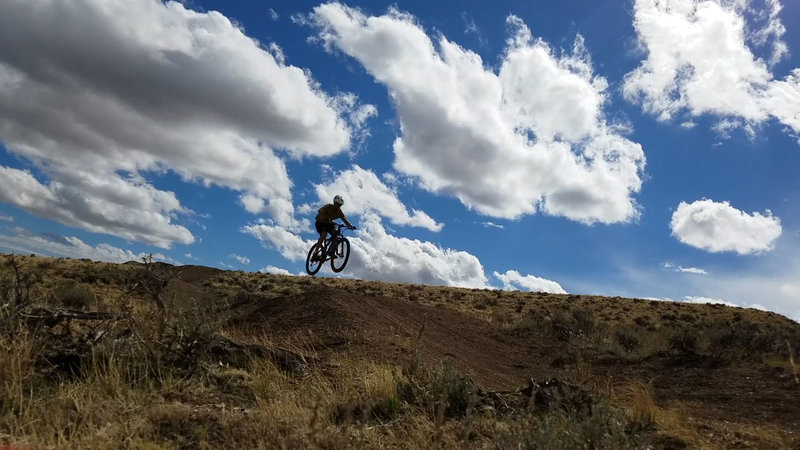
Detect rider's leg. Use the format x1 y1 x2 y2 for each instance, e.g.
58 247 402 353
316 231 326 250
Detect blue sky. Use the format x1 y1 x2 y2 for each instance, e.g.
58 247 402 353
0 0 798 320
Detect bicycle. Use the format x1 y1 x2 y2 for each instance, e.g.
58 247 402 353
305 222 354 275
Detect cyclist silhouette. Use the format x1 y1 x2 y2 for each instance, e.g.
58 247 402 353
314 195 355 257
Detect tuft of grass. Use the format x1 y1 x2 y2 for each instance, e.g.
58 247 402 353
51 280 95 310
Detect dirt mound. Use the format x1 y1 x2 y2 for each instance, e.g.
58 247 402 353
227 286 543 389
222 283 800 433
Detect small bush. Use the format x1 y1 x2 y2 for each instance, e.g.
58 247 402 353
634 315 652 327
669 330 699 354
52 281 94 310
497 398 652 449
400 357 477 421
572 308 596 335
615 329 641 354
707 322 780 359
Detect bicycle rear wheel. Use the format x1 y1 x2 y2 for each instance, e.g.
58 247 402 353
305 243 324 275
330 237 350 273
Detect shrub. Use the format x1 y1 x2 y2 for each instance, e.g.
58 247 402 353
497 398 652 449
52 281 94 310
669 330 699 354
615 329 641 354
400 357 477 421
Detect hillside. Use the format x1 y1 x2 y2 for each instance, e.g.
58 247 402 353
1 253 798 449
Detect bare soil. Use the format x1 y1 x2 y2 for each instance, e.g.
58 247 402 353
224 282 800 441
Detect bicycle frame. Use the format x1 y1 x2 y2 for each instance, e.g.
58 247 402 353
307 222 353 275
322 223 347 252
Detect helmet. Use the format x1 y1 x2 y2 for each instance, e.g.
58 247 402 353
333 195 344 206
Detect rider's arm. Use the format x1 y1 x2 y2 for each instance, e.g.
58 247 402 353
339 211 355 229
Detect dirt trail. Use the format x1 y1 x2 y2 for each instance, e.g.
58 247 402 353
228 287 548 388
220 283 800 434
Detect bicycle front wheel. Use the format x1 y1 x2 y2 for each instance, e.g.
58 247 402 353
330 237 350 273
305 243 324 275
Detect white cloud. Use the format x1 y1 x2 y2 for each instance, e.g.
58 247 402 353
244 213 489 288
642 296 678 302
229 253 251 265
308 4 646 224
670 199 782 254
663 262 708 274
479 221 504 229
300 165 442 231
683 296 739 307
677 266 708 275
241 224 312 261
0 213 13 222
494 270 567 294
346 214 487 287
268 8 279 21
0 0 363 246
0 166 193 248
683 295 779 311
624 0 800 134
0 227 179 264
747 0 788 65
260 265 291 275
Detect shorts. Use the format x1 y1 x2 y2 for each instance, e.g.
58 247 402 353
315 220 334 235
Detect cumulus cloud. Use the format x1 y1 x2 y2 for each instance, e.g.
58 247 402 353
244 214 489 288
494 270 567 294
300 165 442 231
0 227 178 264
241 223 311 262
624 0 800 134
260 265 291 275
0 0 364 246
0 166 193 248
670 199 782 254
308 4 646 224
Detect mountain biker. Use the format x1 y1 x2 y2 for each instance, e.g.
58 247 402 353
315 195 355 258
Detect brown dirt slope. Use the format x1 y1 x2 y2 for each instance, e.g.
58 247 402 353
228 286 544 388
222 280 800 437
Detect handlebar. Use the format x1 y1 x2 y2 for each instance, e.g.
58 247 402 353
330 222 356 235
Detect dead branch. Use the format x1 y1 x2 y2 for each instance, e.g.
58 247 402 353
20 306 128 327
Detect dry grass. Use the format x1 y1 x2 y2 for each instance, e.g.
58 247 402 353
1 253 799 448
